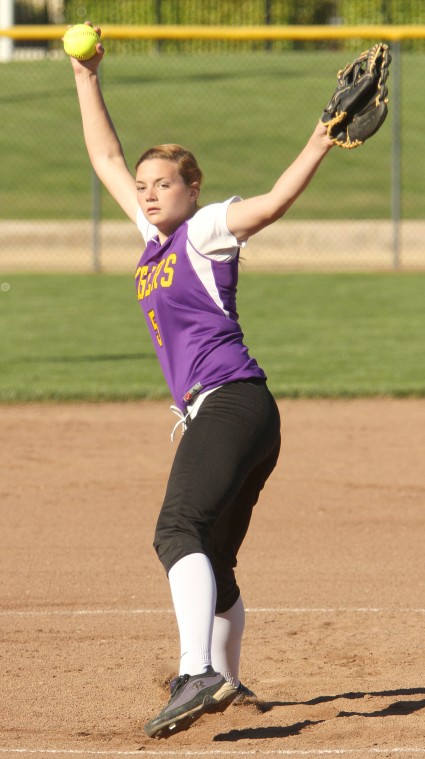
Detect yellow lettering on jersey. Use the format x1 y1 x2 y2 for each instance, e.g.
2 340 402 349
135 254 177 301
161 253 177 288
148 309 163 347
135 265 149 301
151 259 166 290
144 266 156 299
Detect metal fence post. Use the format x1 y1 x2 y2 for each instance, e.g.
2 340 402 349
154 0 162 54
264 0 272 52
391 40 402 270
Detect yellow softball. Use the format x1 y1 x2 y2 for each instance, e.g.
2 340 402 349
63 24 100 60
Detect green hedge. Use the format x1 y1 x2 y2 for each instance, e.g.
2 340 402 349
16 0 425 30
60 0 425 53
63 0 425 26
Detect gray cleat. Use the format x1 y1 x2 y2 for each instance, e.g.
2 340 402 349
144 666 238 739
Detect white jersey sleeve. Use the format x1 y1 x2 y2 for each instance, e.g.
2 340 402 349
136 197 246 262
187 197 246 262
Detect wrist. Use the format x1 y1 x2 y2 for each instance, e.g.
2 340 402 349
310 121 334 152
74 67 99 80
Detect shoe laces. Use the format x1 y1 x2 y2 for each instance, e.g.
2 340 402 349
169 673 189 696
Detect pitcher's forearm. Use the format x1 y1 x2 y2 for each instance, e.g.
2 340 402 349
226 123 333 240
74 70 126 170
269 123 333 217
72 67 138 221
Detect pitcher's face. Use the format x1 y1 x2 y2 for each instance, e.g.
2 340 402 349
136 158 199 240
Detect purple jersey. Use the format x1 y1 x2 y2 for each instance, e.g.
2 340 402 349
135 200 266 411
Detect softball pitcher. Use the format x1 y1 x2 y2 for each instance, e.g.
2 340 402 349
68 23 390 740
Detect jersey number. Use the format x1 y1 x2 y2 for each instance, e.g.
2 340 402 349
148 309 163 347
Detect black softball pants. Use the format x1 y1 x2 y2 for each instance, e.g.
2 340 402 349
153 379 281 614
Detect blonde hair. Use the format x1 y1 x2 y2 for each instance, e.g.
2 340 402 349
135 144 203 189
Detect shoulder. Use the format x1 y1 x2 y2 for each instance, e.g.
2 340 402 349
188 197 246 260
189 196 242 233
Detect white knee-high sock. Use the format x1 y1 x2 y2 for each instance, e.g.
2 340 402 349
211 594 245 687
168 553 217 676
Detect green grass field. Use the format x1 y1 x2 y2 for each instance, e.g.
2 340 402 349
1 50 422 221
1 272 424 402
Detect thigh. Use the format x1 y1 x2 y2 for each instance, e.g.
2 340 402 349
155 381 281 568
208 437 281 613
209 435 281 569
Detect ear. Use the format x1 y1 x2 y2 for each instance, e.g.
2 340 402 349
189 182 200 202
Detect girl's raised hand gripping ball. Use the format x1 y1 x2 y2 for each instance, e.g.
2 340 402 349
63 23 100 60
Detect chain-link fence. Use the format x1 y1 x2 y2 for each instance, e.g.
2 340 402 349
0 16 424 271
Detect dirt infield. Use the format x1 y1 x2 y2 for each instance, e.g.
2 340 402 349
1 399 425 757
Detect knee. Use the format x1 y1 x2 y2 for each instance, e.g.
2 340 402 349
215 583 240 615
153 522 203 575
210 555 240 614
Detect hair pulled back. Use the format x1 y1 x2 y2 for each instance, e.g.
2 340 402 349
135 144 203 189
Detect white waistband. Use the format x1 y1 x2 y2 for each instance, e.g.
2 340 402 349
170 385 222 442
187 385 222 419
